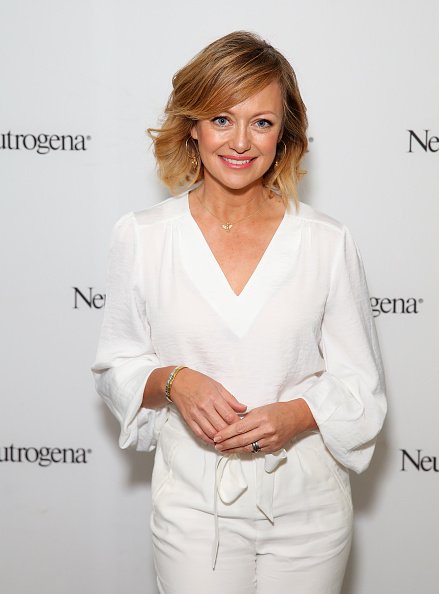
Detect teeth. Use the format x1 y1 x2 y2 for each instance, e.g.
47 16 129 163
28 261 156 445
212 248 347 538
222 157 252 165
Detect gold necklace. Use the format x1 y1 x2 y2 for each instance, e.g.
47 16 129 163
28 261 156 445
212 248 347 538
196 193 267 232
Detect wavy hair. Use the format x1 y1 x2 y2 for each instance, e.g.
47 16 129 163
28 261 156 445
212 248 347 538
146 31 308 210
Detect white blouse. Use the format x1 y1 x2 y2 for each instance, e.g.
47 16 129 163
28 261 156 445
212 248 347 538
90 189 387 474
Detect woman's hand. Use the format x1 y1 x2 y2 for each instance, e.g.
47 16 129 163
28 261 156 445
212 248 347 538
212 399 318 454
169 368 247 446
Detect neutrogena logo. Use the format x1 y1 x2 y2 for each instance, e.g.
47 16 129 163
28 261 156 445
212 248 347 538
0 445 92 467
370 297 423 317
400 449 438 472
407 129 439 153
1 131 91 155
73 287 106 309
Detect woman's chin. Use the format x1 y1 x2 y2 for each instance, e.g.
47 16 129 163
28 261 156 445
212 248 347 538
204 171 265 193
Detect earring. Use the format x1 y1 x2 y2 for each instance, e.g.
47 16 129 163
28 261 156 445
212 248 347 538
185 137 199 169
275 139 287 168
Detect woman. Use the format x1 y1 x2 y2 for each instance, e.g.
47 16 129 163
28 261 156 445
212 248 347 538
91 31 387 594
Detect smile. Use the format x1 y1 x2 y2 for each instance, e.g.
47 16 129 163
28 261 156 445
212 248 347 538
220 156 256 169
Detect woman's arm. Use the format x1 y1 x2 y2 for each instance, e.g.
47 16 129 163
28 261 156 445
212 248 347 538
299 224 387 472
90 212 167 452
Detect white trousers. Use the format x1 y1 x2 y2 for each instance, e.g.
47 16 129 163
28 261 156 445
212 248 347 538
150 408 353 594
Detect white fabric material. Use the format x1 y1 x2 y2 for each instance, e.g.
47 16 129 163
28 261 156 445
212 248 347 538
90 211 167 451
213 448 287 569
151 408 353 593
91 189 387 472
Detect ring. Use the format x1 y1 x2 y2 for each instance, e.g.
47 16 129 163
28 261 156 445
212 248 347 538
251 441 261 453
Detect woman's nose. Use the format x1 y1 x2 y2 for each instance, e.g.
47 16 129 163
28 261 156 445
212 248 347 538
229 124 251 153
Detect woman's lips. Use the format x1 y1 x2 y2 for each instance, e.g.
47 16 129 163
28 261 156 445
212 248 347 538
219 155 256 169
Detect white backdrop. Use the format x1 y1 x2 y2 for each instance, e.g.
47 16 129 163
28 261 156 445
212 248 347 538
1 1 438 593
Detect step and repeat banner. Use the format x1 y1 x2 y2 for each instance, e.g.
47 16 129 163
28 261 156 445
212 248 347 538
1 2 438 593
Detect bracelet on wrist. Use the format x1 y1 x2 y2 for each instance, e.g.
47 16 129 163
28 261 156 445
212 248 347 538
165 365 188 404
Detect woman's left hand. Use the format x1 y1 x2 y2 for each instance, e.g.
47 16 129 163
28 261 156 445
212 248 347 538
213 398 318 455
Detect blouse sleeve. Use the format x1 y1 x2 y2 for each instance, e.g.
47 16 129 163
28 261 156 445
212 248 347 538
90 212 167 452
301 224 388 473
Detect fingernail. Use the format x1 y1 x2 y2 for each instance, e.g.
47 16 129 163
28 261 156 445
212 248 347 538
213 436 220 442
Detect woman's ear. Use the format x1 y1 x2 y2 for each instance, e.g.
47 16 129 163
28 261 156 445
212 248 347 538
190 123 199 141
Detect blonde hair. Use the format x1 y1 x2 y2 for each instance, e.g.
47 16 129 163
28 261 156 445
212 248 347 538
147 31 308 210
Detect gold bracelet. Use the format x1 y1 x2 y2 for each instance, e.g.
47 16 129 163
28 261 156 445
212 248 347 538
165 365 188 404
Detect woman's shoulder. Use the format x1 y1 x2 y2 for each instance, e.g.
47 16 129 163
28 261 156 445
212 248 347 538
132 190 188 228
295 200 345 236
108 192 188 248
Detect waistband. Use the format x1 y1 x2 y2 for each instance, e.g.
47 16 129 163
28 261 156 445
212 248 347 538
166 407 288 569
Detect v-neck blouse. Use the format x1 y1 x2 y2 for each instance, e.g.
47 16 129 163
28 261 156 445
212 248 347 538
185 196 289 299
91 190 387 473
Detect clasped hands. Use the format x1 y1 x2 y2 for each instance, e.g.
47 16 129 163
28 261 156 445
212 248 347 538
169 368 317 455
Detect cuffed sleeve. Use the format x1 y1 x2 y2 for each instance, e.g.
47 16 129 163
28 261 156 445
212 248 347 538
301 225 387 473
90 212 167 452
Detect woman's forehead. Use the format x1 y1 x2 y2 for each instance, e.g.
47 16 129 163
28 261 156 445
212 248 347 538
203 79 283 117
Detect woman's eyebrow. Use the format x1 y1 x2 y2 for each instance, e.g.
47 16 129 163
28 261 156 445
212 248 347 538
220 109 280 117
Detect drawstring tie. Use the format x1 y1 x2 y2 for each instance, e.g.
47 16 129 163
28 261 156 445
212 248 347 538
212 449 287 569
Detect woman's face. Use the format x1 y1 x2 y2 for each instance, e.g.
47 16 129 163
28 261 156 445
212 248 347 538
191 79 283 192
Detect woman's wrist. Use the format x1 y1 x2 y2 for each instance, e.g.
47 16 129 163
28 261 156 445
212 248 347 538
141 366 180 409
286 398 318 434
165 365 188 403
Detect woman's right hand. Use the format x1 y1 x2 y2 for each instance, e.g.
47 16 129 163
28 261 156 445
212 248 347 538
169 368 247 446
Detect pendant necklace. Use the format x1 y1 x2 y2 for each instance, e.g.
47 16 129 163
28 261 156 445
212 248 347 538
196 193 267 232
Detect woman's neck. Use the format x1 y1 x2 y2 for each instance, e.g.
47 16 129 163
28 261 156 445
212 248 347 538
192 177 270 222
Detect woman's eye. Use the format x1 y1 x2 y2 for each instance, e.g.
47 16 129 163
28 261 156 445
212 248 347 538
255 119 272 129
212 116 229 127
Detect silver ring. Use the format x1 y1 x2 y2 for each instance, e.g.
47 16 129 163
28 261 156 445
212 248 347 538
251 441 261 453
